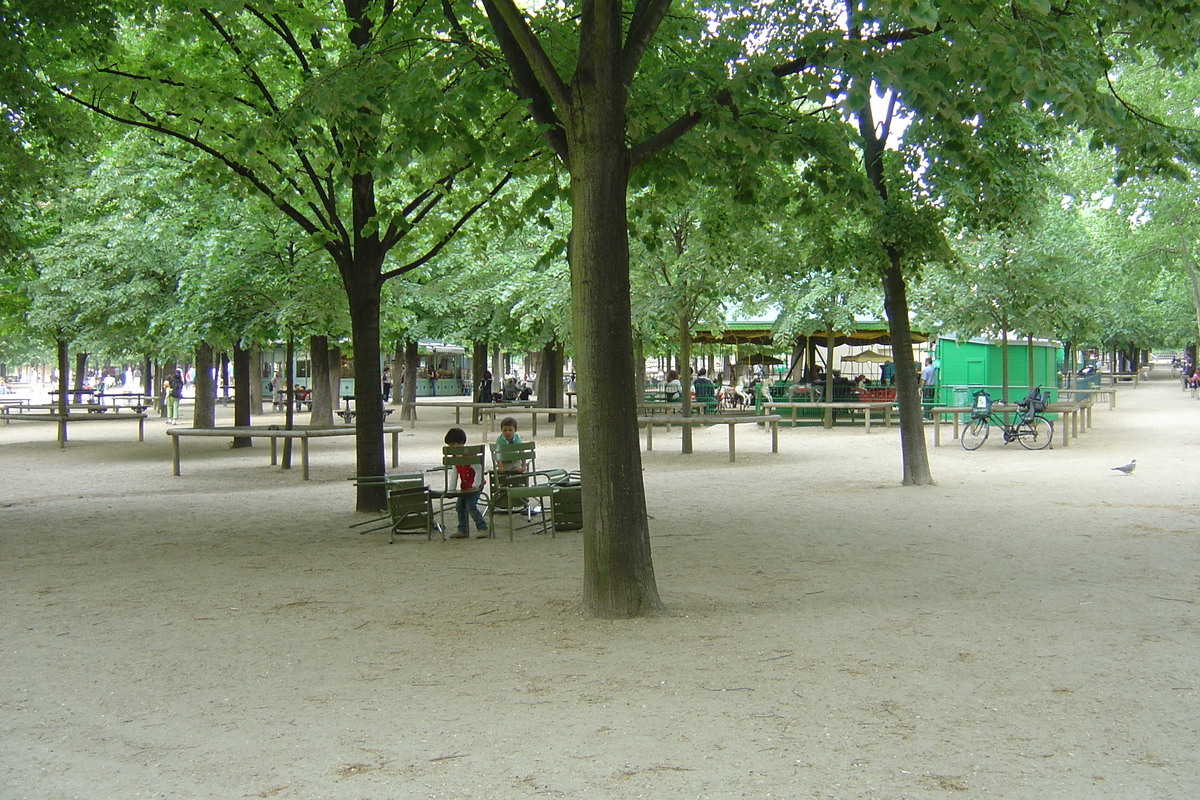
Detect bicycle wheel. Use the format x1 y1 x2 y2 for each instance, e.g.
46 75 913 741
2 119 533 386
1017 416 1053 450
961 418 990 450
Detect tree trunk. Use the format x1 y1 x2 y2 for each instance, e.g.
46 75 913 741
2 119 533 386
343 267 387 512
401 339 419 422
72 351 88 404
679 312 694 454
56 338 69 426
567 67 663 617
194 341 216 428
390 338 404 406
880 252 933 484
472 340 488 424
249 347 263 416
823 329 835 428
219 352 231 402
310 334 335 427
536 340 563 411
327 343 342 415
282 336 295 468
231 342 252 448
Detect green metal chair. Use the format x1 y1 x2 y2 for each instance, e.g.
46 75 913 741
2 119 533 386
488 440 573 540
385 484 438 543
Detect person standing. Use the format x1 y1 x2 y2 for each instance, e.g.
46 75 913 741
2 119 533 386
381 366 393 403
164 368 184 425
444 427 489 539
880 360 895 386
919 357 936 419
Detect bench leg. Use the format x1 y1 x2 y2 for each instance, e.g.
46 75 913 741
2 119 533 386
771 420 778 453
728 423 736 462
645 421 653 451
270 437 278 465
391 431 399 468
302 438 310 480
172 435 181 476
865 408 872 433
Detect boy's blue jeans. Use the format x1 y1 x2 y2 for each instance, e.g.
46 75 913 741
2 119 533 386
456 493 487 533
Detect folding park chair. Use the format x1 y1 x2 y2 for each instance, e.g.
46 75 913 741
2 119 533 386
426 444 490 537
550 484 584 533
350 472 425 535
386 484 438 543
488 440 571 540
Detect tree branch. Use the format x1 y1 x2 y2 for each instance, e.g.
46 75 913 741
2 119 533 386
622 0 673 85
54 86 323 241
481 0 570 163
381 171 514 279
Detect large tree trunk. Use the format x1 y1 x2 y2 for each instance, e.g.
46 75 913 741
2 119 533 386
310 334 335 427
567 67 663 618
857 86 933 485
231 342 252 448
343 262 387 512
881 251 933 485
194 341 216 428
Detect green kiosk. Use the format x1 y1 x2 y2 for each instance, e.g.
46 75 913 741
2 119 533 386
932 335 1064 409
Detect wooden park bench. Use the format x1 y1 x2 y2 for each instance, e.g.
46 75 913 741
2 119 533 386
637 413 781 462
165 424 404 480
0 405 147 447
761 400 895 432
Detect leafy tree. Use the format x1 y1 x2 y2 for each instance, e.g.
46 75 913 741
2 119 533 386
54 1 525 510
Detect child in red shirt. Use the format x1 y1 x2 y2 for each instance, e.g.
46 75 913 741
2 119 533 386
445 427 488 539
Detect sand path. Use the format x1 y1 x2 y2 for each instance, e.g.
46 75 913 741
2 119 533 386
2 375 1197 799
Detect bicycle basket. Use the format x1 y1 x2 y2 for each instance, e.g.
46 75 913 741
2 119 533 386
970 389 992 419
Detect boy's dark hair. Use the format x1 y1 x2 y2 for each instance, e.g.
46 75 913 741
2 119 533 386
500 416 518 429
444 427 467 445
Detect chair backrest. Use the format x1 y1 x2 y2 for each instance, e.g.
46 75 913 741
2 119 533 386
492 439 536 471
388 485 432 534
441 444 486 490
551 485 583 531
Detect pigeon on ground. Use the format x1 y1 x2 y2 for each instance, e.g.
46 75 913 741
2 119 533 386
1112 459 1136 475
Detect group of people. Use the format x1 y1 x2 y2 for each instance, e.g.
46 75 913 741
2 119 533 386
658 368 755 408
477 371 534 404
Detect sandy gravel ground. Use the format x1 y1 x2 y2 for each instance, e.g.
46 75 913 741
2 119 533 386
1 375 1198 800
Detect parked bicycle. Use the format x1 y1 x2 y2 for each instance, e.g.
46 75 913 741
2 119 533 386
961 387 1054 451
